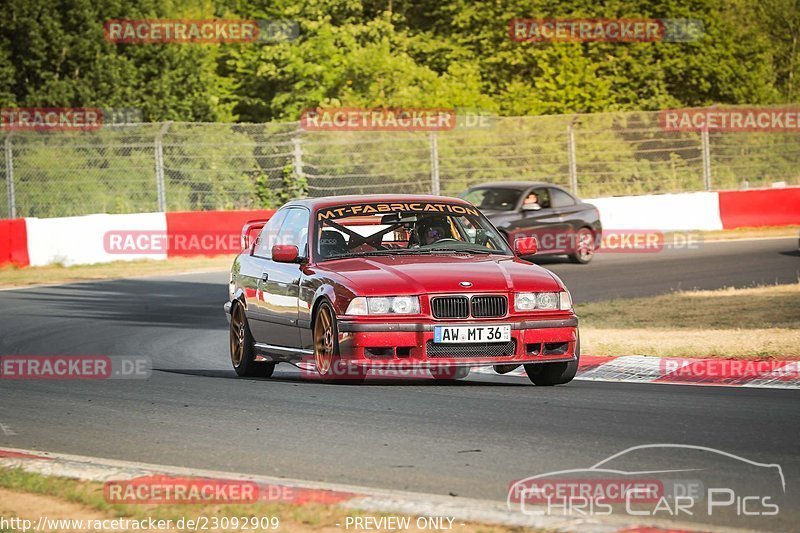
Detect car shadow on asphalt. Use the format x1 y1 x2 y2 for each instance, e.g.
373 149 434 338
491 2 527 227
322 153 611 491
155 368 531 386
8 279 229 329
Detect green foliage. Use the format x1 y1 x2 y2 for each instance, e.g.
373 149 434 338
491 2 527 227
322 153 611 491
0 0 798 216
0 0 234 120
255 163 309 208
1 0 795 119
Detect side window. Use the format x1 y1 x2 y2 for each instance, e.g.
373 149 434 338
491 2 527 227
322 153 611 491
522 188 551 209
550 188 576 208
276 208 310 257
254 210 288 258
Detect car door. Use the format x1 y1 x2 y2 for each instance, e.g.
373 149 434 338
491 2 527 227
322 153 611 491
238 209 287 337
505 187 566 253
249 207 309 348
548 187 583 251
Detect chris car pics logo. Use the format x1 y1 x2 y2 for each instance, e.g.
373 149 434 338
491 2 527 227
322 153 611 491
508 444 784 518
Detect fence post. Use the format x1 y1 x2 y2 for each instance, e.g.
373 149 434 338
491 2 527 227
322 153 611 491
567 123 578 195
700 128 712 191
429 132 440 195
154 122 172 212
292 131 304 180
4 134 15 219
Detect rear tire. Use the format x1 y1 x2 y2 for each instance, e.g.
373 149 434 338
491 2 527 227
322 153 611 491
230 303 275 378
524 332 580 386
568 227 596 264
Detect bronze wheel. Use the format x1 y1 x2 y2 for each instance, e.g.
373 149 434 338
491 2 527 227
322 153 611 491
312 302 365 384
230 305 247 369
229 302 275 378
314 304 335 375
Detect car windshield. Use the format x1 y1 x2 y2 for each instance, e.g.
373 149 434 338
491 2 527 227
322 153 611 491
314 201 513 261
462 187 522 211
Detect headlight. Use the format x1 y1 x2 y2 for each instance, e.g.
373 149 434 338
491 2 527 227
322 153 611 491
536 292 558 310
514 292 538 311
514 291 571 311
559 291 572 310
345 296 420 315
345 297 369 315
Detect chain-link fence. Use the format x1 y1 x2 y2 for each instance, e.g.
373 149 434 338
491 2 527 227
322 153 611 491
1 109 798 219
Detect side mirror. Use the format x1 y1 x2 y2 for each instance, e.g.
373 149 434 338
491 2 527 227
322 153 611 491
521 203 541 212
514 236 538 256
241 220 268 250
272 244 299 263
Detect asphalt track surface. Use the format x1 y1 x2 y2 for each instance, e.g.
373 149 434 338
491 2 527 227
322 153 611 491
1 237 798 531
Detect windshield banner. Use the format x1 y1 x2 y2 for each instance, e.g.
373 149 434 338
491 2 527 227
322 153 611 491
317 202 480 221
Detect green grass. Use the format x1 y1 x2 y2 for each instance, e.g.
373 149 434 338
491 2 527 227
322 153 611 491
577 283 800 358
0 467 538 532
0 256 233 288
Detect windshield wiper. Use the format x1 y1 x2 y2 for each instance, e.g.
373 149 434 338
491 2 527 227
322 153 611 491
325 250 400 259
422 247 492 255
386 247 505 256
325 247 506 260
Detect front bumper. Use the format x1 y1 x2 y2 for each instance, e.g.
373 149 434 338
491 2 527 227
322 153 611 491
336 316 578 367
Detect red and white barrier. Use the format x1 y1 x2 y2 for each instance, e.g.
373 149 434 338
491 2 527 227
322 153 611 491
0 218 29 266
0 188 797 267
717 187 800 228
586 191 723 230
25 213 168 267
165 209 274 258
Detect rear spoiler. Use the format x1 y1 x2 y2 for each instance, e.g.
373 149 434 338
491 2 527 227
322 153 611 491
240 219 269 250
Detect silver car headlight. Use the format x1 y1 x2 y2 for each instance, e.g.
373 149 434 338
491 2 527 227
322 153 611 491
346 296 420 315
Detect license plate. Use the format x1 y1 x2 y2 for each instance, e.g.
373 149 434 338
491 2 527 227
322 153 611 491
433 324 511 344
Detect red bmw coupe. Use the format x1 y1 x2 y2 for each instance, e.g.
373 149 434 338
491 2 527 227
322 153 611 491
225 195 579 385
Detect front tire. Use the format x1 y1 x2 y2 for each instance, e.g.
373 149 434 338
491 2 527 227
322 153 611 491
313 302 365 384
524 333 580 386
230 303 275 378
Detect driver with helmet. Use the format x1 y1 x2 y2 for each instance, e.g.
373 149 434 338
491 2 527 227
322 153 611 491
414 215 456 246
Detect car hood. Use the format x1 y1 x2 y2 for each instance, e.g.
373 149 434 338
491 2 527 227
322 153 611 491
316 254 562 295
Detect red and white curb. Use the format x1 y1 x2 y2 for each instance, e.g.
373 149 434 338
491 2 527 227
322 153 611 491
474 356 800 389
0 447 745 533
